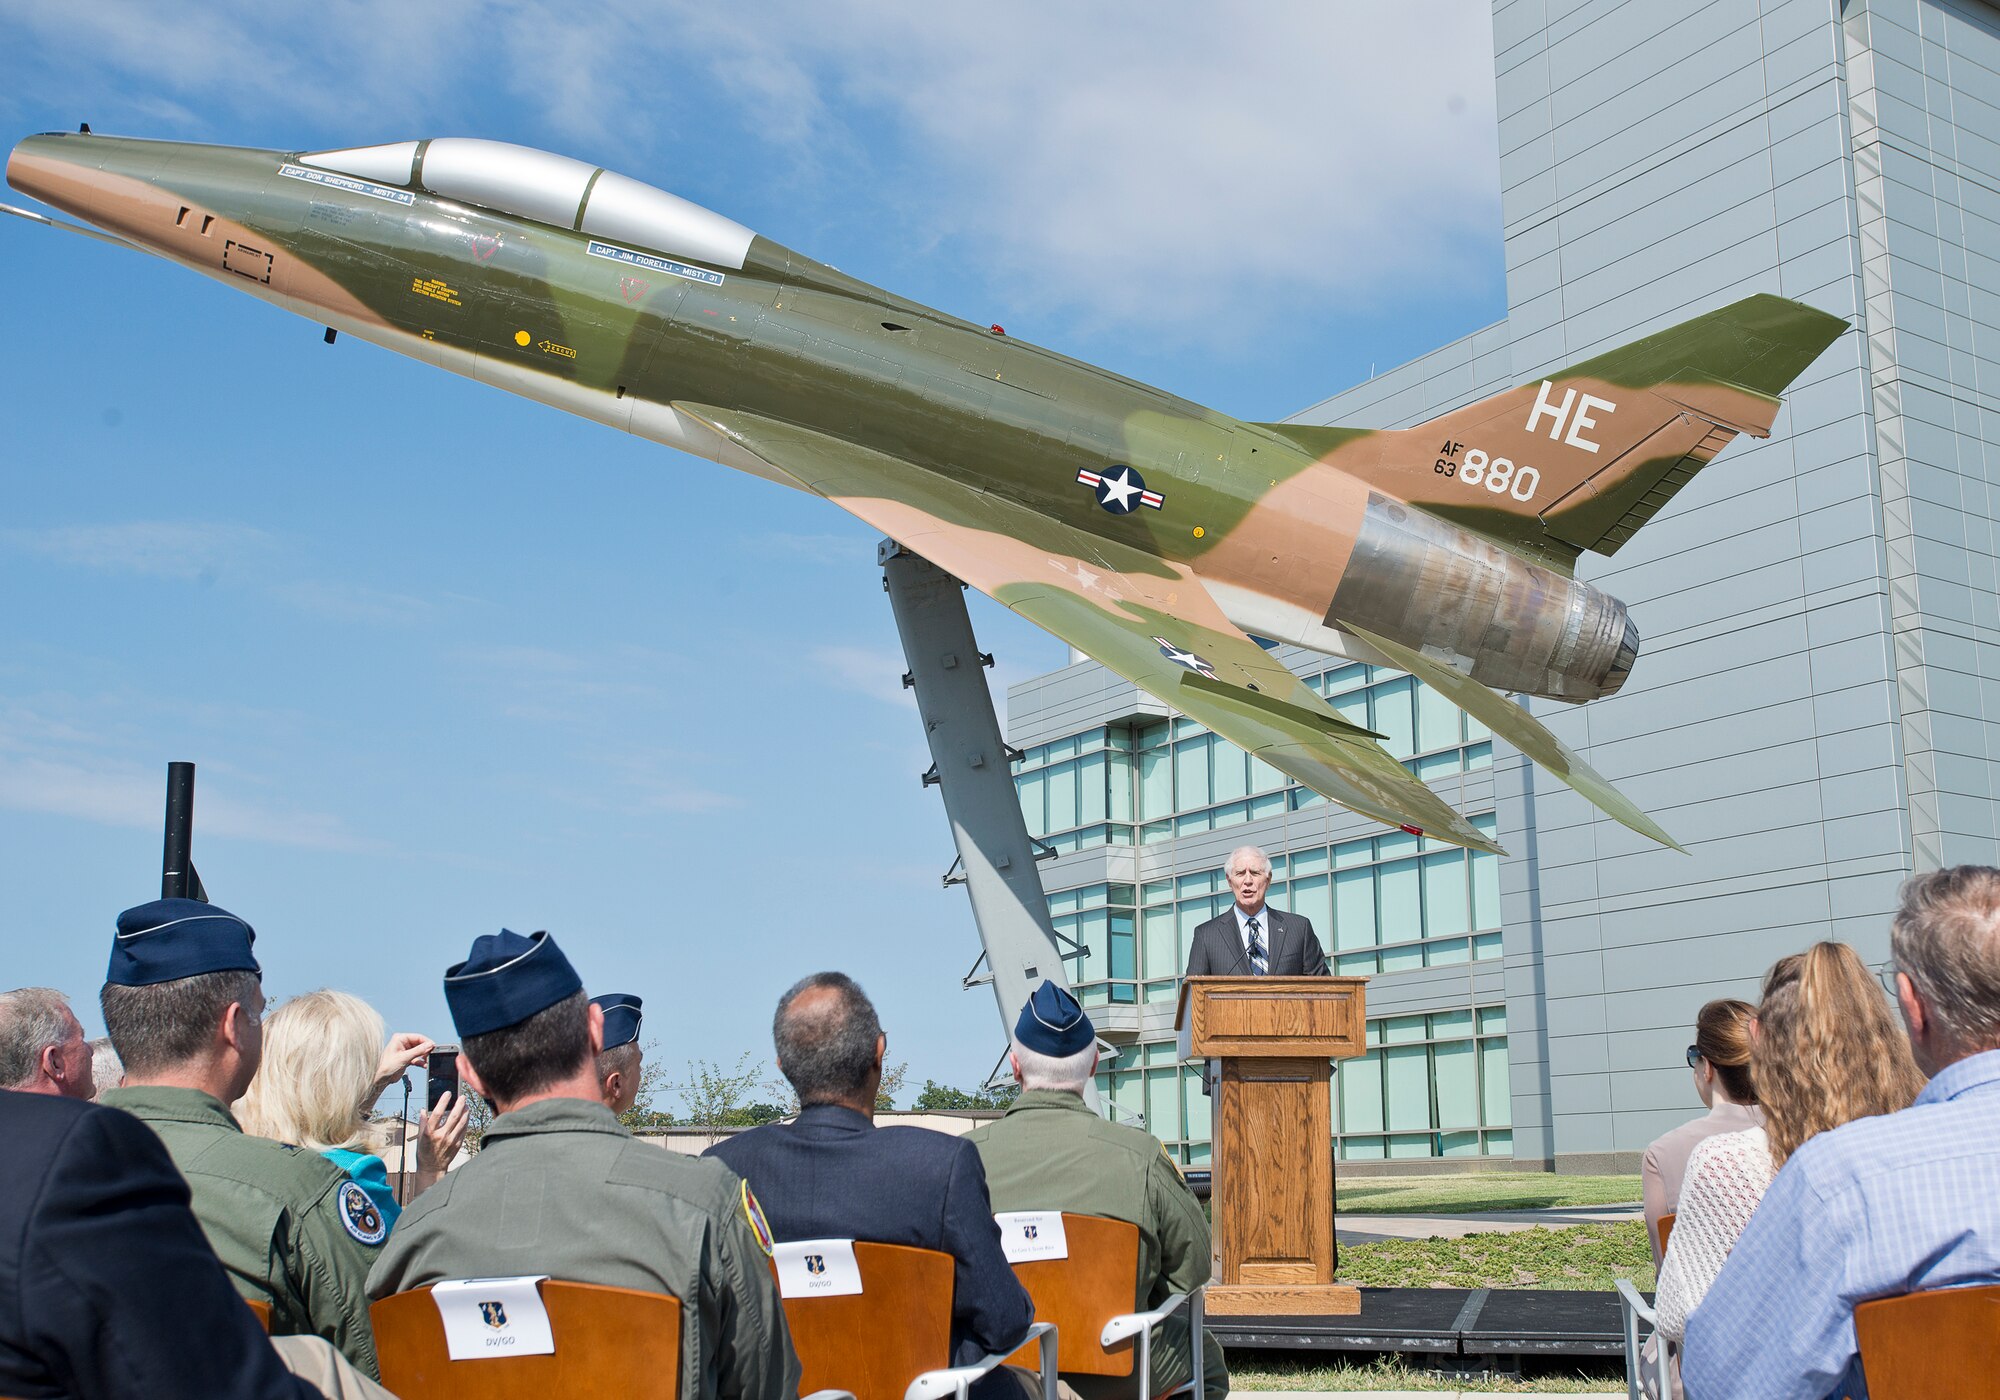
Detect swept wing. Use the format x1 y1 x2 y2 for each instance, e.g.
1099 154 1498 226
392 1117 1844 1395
676 403 1503 855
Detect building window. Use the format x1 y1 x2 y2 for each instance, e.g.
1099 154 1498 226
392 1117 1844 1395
1335 1006 1511 1160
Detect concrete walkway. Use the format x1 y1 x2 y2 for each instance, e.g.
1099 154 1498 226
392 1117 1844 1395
1336 1200 1643 1244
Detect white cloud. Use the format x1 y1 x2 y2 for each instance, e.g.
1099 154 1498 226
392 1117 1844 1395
1 521 272 582
2 1 1499 339
0 747 378 853
811 644 917 711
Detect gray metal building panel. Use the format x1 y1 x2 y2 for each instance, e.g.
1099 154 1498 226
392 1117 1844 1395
1004 0 1999 1170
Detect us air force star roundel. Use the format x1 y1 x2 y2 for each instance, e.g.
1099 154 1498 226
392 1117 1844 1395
1075 465 1165 514
337 1181 389 1246
1152 637 1217 679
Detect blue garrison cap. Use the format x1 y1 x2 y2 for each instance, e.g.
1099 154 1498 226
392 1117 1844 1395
1014 979 1094 1057
444 929 583 1038
107 898 260 987
591 993 644 1051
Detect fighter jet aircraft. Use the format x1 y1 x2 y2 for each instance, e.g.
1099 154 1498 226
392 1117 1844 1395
5 131 1846 854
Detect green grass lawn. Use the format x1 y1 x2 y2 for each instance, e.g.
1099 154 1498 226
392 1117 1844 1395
1231 1353 1626 1393
1338 1220 1655 1291
1337 1172 1642 1215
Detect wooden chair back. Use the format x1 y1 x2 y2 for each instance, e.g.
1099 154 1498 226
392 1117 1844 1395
1002 1214 1142 1377
371 1279 681 1399
246 1298 272 1332
1656 1211 1676 1257
774 1241 955 1400
1856 1283 2000 1398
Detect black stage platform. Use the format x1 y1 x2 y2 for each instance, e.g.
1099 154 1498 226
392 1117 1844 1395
1212 1287 1631 1361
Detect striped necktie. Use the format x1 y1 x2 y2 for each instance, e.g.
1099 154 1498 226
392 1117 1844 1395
1246 916 1267 975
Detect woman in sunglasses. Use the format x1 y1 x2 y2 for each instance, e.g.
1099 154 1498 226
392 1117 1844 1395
1642 998 1762 1269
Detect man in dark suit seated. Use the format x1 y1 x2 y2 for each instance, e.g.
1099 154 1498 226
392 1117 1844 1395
706 973 1034 1397
0 1088 392 1400
1184 845 1329 977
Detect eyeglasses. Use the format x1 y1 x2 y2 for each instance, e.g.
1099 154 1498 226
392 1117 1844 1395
1685 1045 1702 1070
1880 960 1902 996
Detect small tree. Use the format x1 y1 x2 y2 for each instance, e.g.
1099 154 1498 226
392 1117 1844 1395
875 1059 909 1113
676 1052 770 1144
618 1038 676 1131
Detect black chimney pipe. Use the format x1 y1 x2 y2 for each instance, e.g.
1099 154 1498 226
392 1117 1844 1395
161 762 205 901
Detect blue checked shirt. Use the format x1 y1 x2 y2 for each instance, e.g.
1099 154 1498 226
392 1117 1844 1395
1682 1047 2000 1399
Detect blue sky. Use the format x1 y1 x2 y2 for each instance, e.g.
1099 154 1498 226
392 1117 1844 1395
0 2 1507 1101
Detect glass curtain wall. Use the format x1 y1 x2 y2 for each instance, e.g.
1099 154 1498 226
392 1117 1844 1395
1018 661 1512 1164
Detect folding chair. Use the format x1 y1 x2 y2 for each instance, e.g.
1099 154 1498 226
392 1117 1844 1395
772 1239 1055 1400
999 1213 1206 1400
1655 1210 1676 1257
246 1298 271 1331
1614 1278 1671 1400
1855 1282 2000 1398
371 1278 681 1398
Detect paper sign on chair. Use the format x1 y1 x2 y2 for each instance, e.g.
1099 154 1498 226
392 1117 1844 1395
995 1212 1069 1264
774 1239 864 1298
430 1276 555 1360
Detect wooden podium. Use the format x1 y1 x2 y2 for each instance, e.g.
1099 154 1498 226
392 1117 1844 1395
1176 975 1368 1316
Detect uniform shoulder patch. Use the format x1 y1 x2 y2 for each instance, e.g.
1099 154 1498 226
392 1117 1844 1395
740 1180 774 1258
336 1180 389 1246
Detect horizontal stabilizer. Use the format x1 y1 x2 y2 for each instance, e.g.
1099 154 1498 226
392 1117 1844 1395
1342 621 1684 853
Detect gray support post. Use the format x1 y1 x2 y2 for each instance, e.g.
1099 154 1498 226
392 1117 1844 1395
879 540 1092 1092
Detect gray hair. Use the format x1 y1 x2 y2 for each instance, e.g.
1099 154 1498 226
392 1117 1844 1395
0 988 76 1089
100 969 261 1076
596 1041 641 1087
774 972 881 1104
1891 866 2000 1055
88 1037 123 1098
1011 1037 1096 1095
1226 845 1271 877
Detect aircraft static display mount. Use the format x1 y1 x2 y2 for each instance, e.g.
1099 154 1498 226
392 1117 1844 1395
5 132 1847 855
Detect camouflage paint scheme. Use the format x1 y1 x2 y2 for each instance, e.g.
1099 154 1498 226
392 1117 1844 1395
6 133 1848 855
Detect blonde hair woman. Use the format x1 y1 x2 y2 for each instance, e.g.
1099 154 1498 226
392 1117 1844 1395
237 989 470 1227
1652 943 1925 1356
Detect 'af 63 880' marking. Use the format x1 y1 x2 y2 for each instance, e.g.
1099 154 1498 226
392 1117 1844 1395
1434 440 1540 502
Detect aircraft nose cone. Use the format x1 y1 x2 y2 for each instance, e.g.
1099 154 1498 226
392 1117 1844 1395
7 131 174 241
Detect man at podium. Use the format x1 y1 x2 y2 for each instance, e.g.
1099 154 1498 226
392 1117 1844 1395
1185 846 1330 978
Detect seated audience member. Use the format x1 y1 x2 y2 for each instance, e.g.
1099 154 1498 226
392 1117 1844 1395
590 992 645 1115
706 973 1034 1399
236 990 470 1228
368 930 798 1400
1642 998 1761 1268
0 1088 396 1400
97 899 386 1378
1684 869 2000 1400
965 981 1230 1400
0 987 96 1099
88 1035 122 1099
1653 944 1922 1380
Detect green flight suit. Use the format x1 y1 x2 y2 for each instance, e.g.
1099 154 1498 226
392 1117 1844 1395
101 1086 384 1378
964 1089 1230 1399
367 1097 799 1400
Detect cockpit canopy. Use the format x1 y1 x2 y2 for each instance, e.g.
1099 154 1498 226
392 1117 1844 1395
298 138 755 271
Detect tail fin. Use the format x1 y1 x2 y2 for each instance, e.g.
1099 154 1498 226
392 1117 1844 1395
1262 295 1846 567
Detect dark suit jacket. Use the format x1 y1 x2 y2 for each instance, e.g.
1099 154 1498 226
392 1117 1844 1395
1184 905 1330 977
0 1090 316 1400
705 1103 1033 1383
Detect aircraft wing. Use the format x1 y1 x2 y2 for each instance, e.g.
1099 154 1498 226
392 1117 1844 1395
676 403 1503 855
1340 622 1683 853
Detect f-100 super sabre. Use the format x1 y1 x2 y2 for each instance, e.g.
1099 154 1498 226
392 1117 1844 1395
5 130 1847 854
